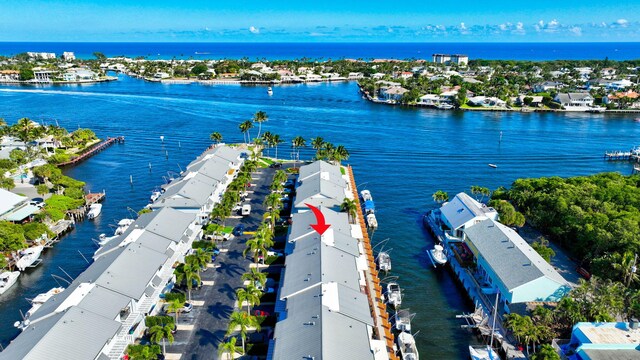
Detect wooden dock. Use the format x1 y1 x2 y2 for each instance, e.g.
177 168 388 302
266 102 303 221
85 191 106 205
604 147 640 162
58 136 124 167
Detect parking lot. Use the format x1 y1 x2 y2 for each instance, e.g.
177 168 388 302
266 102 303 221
164 165 280 360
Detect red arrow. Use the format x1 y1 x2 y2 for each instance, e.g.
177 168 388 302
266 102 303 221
305 203 331 235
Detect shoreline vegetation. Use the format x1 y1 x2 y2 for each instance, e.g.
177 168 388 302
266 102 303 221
0 118 104 271
1 52 639 113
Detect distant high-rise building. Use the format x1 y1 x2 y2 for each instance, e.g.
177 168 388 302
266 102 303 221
432 53 469 65
62 52 76 61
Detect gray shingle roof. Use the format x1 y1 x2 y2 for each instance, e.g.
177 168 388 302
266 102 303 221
440 192 496 230
463 219 567 291
150 173 215 209
0 306 121 360
280 242 360 299
289 207 352 242
294 178 347 210
272 284 374 360
186 158 230 182
298 160 343 182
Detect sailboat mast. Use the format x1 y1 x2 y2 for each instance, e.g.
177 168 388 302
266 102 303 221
489 293 499 350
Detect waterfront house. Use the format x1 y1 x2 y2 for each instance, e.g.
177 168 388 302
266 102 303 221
348 72 364 79
467 96 507 108
379 86 409 101
294 161 350 212
606 78 634 91
514 95 543 107
32 68 56 82
603 90 640 108
554 93 594 111
557 321 640 359
371 72 386 79
533 81 564 93
432 192 498 241
462 219 571 312
0 69 20 82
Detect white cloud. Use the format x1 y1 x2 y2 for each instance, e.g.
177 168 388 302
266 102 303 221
249 26 259 34
499 23 508 31
569 26 582 36
460 22 466 30
616 18 629 26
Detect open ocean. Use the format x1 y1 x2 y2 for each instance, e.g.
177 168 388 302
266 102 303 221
0 42 639 60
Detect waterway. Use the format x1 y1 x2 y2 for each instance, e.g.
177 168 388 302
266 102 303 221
0 76 638 358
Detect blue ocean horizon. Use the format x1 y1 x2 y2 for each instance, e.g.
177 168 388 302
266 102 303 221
1 42 639 61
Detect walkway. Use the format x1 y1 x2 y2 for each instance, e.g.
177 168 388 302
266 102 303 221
165 166 276 360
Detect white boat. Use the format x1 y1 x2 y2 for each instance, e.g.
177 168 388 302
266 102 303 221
114 218 134 235
16 246 44 271
87 203 102 220
488 164 498 168
397 331 419 360
469 345 499 360
150 189 162 203
366 213 378 229
395 309 412 333
360 190 373 202
26 287 64 317
428 244 447 266
0 271 20 295
267 86 273 95
435 103 454 110
386 282 402 308
378 251 391 272
98 233 118 246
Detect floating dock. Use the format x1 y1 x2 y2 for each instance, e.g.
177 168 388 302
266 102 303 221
603 146 640 162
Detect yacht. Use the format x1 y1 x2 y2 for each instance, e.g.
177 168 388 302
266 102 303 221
469 345 499 360
378 251 391 272
87 203 102 220
114 218 134 235
360 190 375 214
267 86 273 96
26 287 64 317
0 271 20 295
394 309 412 333
397 331 419 360
366 213 378 229
360 190 373 202
150 188 162 203
16 246 44 271
386 282 402 308
435 103 454 110
428 244 447 266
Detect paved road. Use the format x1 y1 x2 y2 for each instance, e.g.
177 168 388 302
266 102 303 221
166 166 276 360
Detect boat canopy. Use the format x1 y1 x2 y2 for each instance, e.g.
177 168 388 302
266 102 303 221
364 200 375 211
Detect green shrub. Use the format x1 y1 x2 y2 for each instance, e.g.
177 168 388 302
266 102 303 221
144 315 174 327
63 187 85 199
163 292 186 303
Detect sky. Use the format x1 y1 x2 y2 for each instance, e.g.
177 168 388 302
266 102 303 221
1 0 640 42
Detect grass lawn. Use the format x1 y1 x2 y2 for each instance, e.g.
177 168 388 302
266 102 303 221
260 157 274 165
340 167 346 175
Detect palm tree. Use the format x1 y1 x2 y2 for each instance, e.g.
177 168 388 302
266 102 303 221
186 248 211 274
239 120 253 144
310 136 324 155
15 118 36 143
211 205 227 226
432 190 449 204
167 298 185 324
174 263 201 301
264 207 280 229
236 285 262 315
210 131 223 145
611 251 639 287
244 236 268 264
261 131 274 157
264 192 282 211
340 198 358 224
218 337 241 360
149 324 174 356
270 134 283 160
273 169 288 184
126 344 162 360
332 145 350 164
252 111 268 140
291 136 306 165
226 311 261 354
242 268 267 289
470 185 491 202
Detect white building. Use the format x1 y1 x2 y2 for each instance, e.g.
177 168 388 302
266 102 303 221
554 93 594 111
62 52 76 61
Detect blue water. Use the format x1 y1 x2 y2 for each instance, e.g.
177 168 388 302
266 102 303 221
1 42 640 60
0 75 639 358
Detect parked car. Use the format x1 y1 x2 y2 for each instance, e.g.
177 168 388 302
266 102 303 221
233 224 246 236
241 204 251 216
269 162 282 169
181 302 193 313
253 310 270 317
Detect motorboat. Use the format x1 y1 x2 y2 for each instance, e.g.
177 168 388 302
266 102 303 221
397 331 419 360
150 189 162 203
114 218 134 235
366 213 378 229
26 287 64 317
428 244 447 266
360 190 373 202
469 345 499 360
267 86 273 96
386 282 402 308
16 246 44 271
488 164 498 168
87 203 102 220
435 103 454 110
0 271 20 295
394 309 412 333
361 190 375 214
98 233 118 246
378 251 391 272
